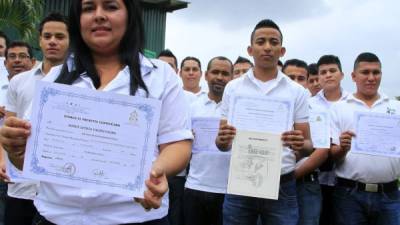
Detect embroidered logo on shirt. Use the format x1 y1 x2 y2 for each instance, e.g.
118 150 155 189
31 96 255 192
386 107 396 115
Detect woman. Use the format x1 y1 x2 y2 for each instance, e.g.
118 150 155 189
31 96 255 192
0 0 192 224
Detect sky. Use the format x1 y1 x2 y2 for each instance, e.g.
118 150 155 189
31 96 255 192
164 0 400 98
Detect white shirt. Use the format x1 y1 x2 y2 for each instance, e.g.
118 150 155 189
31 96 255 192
0 57 8 125
32 57 193 225
308 88 349 186
330 93 400 183
5 64 45 200
186 94 230 194
220 69 309 174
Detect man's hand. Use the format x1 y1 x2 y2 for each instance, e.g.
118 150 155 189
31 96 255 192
215 119 236 151
339 131 355 153
134 165 168 211
282 130 305 152
0 106 5 119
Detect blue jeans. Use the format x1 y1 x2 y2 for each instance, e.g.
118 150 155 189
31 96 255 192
223 179 298 225
0 181 6 225
333 186 400 225
296 180 321 225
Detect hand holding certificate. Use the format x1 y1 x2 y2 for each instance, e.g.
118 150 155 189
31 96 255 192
192 117 221 153
23 81 161 197
352 111 400 157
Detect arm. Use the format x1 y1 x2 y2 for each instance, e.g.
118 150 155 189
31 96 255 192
330 131 355 162
215 119 236 151
281 122 313 157
294 149 328 179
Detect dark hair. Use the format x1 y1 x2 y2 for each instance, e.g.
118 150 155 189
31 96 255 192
207 56 233 73
308 63 318 76
39 12 69 35
5 41 33 59
180 56 201 71
0 31 10 47
353 52 381 70
157 49 178 68
250 19 283 44
317 55 342 72
55 0 148 96
278 60 283 67
234 56 253 67
282 59 309 75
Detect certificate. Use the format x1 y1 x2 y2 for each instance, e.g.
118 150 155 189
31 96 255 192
191 117 220 153
228 95 293 133
23 81 161 197
6 154 30 182
227 130 283 199
352 111 400 157
309 110 330 148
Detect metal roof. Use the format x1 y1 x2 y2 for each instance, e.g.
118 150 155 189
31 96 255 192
140 0 189 12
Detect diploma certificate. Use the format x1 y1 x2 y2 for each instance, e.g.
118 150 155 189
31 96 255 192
227 130 283 199
191 117 220 153
352 111 400 158
309 110 330 148
23 81 161 197
228 95 293 133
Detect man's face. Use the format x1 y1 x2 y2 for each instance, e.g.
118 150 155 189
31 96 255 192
158 56 178 73
4 46 35 77
233 62 252 79
283 65 308 88
318 64 343 91
180 59 202 91
352 61 381 98
39 21 69 63
205 59 233 96
307 74 321 96
0 37 6 57
247 27 285 70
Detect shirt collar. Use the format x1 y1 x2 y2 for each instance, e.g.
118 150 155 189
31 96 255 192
346 92 389 105
245 68 286 88
34 62 45 76
316 88 349 102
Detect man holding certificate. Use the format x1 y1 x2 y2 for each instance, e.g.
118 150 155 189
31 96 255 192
216 19 313 225
330 52 400 225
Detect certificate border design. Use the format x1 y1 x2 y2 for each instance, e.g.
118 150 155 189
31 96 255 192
29 86 157 192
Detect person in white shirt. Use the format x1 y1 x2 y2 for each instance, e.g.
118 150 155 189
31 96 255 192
330 52 400 225
215 19 313 225
233 56 253 79
282 59 309 89
307 63 321 97
180 56 207 98
0 1 192 225
184 56 233 225
0 13 69 225
308 55 349 225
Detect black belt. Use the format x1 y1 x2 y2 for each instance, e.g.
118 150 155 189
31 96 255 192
297 171 319 183
336 177 398 193
280 171 295 183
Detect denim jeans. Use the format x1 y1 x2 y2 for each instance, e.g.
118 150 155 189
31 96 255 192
184 188 224 225
0 182 6 225
333 185 400 225
296 180 321 225
223 179 298 225
167 176 185 225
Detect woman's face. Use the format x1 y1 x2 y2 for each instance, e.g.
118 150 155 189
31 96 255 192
80 0 128 55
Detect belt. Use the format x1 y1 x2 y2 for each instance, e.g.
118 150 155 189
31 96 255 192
336 177 398 193
280 171 295 183
297 171 319 183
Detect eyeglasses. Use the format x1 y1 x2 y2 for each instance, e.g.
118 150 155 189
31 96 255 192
7 53 30 60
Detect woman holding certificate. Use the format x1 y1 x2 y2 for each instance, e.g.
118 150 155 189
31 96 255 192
0 0 192 224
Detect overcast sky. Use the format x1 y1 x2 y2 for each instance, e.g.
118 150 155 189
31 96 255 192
165 0 400 97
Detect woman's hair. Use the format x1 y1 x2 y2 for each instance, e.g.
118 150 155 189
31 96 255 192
55 0 149 96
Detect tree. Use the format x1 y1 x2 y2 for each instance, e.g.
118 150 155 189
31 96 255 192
0 0 44 41
396 96 400 101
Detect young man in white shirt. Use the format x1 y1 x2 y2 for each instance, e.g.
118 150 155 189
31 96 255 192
216 19 313 225
282 59 309 89
0 13 69 225
184 56 233 225
330 52 400 225
308 55 349 225
233 56 253 79
180 56 207 98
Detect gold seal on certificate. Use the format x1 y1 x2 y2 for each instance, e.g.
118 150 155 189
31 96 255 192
227 130 283 200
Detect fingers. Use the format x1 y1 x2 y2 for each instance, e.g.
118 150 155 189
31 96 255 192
217 124 236 142
339 131 355 152
281 130 304 150
4 117 31 130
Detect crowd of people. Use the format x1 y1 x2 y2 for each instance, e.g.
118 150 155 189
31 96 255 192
0 0 399 225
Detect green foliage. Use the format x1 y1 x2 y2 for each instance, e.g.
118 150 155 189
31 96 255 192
0 0 44 41
396 96 400 101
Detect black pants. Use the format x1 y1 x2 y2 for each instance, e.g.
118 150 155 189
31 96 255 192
184 188 224 225
32 214 170 225
167 176 186 225
5 196 37 225
319 185 335 225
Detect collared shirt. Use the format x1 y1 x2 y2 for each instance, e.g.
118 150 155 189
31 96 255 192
31 57 193 225
0 57 9 126
186 93 230 194
5 63 45 200
308 88 349 186
330 93 400 183
220 69 309 175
